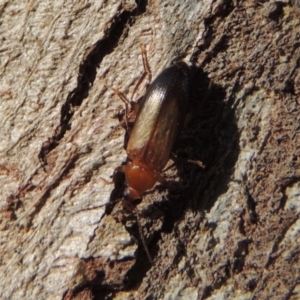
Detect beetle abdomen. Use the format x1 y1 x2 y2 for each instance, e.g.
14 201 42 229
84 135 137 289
126 62 190 171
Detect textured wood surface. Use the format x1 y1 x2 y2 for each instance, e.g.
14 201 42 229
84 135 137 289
1 0 300 299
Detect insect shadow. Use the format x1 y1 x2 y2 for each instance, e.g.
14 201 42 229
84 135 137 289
168 68 239 219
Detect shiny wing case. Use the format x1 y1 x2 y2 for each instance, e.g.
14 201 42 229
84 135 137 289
126 62 190 172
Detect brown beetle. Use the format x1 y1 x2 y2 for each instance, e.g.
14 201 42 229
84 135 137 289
115 59 191 210
112 50 192 263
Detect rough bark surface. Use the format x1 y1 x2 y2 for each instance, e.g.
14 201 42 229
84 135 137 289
1 0 300 299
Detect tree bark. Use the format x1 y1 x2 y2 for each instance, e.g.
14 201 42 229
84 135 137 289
1 0 300 299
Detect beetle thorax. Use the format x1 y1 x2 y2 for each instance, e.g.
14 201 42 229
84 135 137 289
124 161 159 201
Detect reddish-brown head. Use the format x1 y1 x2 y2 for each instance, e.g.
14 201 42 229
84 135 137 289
124 161 159 201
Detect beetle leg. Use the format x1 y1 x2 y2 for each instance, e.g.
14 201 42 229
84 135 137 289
141 44 152 83
171 153 205 168
131 44 152 102
113 88 132 130
113 45 151 132
113 88 140 133
186 159 205 168
112 88 131 108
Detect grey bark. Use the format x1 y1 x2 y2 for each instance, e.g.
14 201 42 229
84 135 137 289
1 0 300 299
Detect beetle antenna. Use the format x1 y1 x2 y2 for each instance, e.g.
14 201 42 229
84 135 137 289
134 207 153 265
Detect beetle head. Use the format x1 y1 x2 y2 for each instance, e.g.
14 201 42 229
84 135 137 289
124 161 159 201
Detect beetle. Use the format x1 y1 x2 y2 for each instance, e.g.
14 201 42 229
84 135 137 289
115 59 191 210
